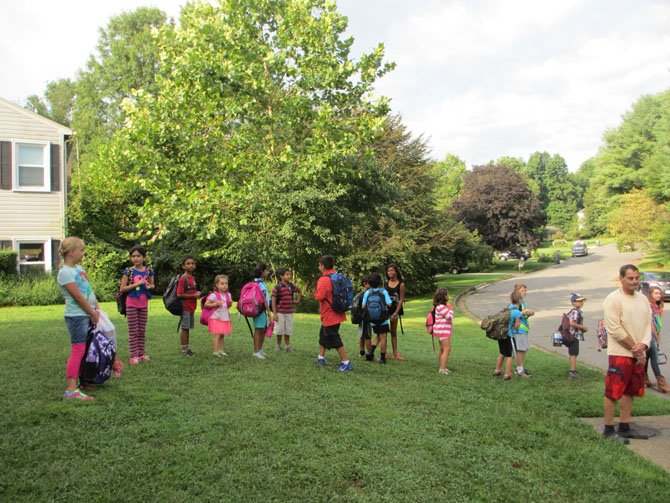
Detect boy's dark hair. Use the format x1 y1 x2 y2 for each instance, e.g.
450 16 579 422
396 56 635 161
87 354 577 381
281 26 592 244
386 264 404 283
319 255 334 270
276 267 289 279
181 255 195 265
130 246 147 258
619 263 639 277
368 272 382 288
433 287 449 306
252 262 268 279
361 274 371 286
510 290 523 305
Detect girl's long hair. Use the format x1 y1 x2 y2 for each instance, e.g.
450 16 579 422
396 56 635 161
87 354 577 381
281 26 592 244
252 262 268 279
648 285 664 315
386 264 404 283
433 287 449 306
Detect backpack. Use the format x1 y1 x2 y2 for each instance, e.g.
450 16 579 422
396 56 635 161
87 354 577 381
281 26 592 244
238 281 265 317
558 309 576 344
163 274 188 316
324 271 354 313
596 318 608 350
480 308 511 340
115 268 134 316
80 324 116 385
365 290 389 323
425 307 437 335
350 292 365 324
199 291 223 326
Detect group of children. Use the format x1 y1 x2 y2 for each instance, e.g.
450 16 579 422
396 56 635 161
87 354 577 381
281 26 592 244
57 238 456 400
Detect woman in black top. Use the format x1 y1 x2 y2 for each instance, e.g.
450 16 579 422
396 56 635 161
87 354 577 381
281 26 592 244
385 264 406 360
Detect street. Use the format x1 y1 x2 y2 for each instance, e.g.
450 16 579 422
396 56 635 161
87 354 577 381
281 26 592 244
463 243 670 374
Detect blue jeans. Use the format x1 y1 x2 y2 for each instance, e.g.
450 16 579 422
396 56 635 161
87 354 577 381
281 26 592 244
646 336 662 378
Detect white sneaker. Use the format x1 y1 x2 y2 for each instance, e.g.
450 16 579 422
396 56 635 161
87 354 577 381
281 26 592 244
253 351 266 360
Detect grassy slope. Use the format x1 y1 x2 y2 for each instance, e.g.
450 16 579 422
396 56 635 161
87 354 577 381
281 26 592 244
1 274 669 502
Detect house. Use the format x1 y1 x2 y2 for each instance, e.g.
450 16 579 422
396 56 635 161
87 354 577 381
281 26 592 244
0 97 72 273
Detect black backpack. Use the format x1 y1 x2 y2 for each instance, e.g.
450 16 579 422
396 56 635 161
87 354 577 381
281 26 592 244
365 290 389 323
350 292 364 324
163 275 188 316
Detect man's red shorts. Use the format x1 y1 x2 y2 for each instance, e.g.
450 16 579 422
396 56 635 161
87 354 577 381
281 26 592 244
605 355 645 400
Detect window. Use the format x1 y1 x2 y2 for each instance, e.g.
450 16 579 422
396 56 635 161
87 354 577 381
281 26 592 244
15 240 52 274
14 142 50 191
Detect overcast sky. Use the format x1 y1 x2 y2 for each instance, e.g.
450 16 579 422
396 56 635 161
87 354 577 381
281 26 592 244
1 0 668 171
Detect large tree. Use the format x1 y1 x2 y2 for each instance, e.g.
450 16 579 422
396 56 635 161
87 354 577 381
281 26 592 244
85 0 394 281
24 78 75 127
524 151 580 232
71 7 168 153
452 165 545 251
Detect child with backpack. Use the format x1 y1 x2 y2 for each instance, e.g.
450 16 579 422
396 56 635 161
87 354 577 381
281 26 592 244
432 287 454 375
355 275 374 360
176 256 200 356
566 294 587 379
364 272 393 365
56 237 100 401
493 291 522 381
314 255 353 371
203 275 233 357
250 262 272 359
271 268 302 352
119 246 155 364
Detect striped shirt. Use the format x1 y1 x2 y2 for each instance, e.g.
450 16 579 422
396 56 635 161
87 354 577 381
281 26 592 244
272 282 301 313
432 304 454 338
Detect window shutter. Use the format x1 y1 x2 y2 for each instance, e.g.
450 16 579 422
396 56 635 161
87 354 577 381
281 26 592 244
50 143 61 192
51 239 61 270
1 141 11 190
1 240 12 249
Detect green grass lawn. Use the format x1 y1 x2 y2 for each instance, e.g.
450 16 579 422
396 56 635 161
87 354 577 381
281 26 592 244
1 274 669 501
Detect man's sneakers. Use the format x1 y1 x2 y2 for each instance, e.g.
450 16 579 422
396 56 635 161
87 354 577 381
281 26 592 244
603 431 630 445
568 370 581 379
63 389 94 401
338 361 354 372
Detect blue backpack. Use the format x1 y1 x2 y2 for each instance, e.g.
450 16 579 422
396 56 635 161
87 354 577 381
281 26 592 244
365 289 389 323
80 325 116 385
325 271 354 313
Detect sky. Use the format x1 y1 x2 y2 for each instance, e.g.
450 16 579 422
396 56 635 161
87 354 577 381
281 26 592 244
1 0 668 171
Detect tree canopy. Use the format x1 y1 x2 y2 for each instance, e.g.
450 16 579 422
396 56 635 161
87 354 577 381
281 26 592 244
452 164 545 251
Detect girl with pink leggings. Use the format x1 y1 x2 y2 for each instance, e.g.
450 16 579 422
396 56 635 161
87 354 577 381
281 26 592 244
56 237 100 401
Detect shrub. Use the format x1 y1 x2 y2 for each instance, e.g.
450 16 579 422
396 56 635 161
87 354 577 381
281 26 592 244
0 272 62 306
552 239 568 248
81 242 128 301
0 249 18 275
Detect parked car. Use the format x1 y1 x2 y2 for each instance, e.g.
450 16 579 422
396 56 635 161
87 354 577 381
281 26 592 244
639 271 670 301
449 264 469 274
571 241 588 257
498 249 531 261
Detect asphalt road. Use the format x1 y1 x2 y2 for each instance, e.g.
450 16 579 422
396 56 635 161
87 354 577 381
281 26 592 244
462 243 670 375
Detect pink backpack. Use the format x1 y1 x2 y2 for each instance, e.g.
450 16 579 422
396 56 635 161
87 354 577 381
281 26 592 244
200 291 223 326
237 281 265 317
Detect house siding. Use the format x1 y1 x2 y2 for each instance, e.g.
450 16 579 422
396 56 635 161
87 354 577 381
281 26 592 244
0 98 72 261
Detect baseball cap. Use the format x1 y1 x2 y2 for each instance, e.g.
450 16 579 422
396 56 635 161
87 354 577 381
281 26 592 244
570 293 586 302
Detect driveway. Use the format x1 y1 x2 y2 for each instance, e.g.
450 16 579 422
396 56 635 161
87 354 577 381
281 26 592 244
462 243 670 375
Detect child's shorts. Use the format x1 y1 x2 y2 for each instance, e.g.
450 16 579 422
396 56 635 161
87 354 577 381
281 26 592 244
65 316 90 344
208 319 232 335
565 338 579 356
371 324 389 335
319 324 343 349
605 355 645 400
514 332 530 351
498 336 516 357
180 311 195 330
274 313 293 335
253 311 267 329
